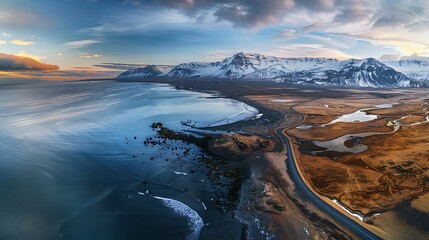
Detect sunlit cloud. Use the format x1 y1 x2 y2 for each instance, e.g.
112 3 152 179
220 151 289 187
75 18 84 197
0 53 58 71
62 40 100 49
0 40 6 45
16 52 44 62
11 39 34 46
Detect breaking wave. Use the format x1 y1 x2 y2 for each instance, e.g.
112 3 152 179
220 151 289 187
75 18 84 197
138 192 204 240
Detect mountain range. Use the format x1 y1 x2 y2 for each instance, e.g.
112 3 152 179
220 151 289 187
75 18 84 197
117 52 429 88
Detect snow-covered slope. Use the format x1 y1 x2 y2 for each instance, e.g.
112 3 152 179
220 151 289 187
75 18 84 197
277 58 423 88
118 53 338 79
245 64 291 78
215 53 339 78
117 65 173 78
117 52 428 88
383 59 429 81
166 62 221 78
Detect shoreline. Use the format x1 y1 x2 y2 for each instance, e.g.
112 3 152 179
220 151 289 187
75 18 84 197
78 77 429 239
112 77 366 239
12 77 429 238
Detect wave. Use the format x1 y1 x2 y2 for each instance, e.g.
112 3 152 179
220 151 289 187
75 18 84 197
138 192 204 240
184 101 259 128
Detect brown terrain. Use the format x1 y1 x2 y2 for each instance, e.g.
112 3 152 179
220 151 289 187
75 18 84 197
121 77 429 239
288 97 429 212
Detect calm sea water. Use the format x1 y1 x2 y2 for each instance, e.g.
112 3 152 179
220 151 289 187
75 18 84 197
0 81 258 240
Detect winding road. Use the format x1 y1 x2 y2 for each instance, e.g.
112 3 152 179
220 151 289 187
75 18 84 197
277 106 381 240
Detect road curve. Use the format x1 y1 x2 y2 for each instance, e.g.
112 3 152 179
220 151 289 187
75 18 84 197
277 107 381 240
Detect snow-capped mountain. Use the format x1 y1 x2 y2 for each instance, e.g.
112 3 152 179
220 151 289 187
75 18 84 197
166 62 221 78
383 59 429 81
117 52 428 88
278 58 422 88
117 65 173 78
215 53 339 78
119 53 338 79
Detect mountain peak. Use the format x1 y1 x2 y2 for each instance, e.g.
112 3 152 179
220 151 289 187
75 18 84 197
117 52 427 88
117 65 169 78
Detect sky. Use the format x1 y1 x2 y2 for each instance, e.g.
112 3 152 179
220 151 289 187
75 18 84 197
1 0 429 80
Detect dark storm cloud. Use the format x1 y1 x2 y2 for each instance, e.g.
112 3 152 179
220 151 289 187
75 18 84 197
95 0 429 31
0 53 59 71
146 0 295 28
125 0 370 28
213 0 294 28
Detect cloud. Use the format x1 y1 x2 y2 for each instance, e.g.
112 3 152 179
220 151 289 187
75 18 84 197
11 39 34 46
333 0 372 23
94 63 149 70
204 49 252 61
302 22 322 33
16 52 45 62
372 0 429 30
272 43 354 59
0 53 59 71
0 9 44 28
213 0 295 28
78 52 102 58
400 53 429 61
62 40 100 49
2 32 11 37
134 0 376 29
0 40 6 45
304 34 351 49
112 0 336 29
379 53 401 61
274 29 296 39
297 0 335 10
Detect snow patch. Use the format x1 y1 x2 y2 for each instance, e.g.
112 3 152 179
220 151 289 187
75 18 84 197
195 102 259 127
332 199 364 221
296 124 313 129
270 99 294 103
326 110 378 125
374 103 393 109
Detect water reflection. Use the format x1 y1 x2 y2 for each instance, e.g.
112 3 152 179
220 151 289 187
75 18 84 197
0 81 257 240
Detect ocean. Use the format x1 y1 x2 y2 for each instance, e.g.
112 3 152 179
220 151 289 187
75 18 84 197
0 81 259 240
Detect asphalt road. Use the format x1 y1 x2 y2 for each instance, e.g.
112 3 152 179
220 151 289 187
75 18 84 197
277 107 381 240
